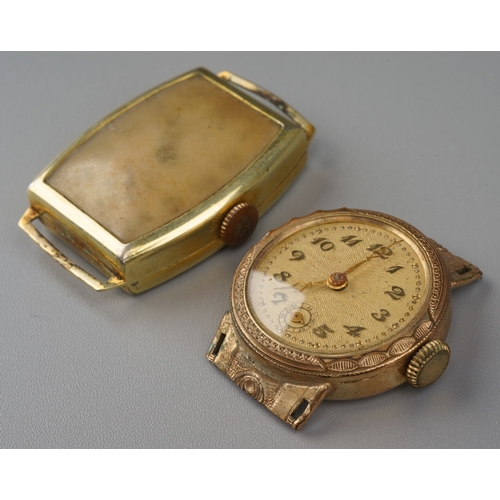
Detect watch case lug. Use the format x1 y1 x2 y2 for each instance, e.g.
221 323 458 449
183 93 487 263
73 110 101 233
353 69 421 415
207 312 331 430
429 239 482 289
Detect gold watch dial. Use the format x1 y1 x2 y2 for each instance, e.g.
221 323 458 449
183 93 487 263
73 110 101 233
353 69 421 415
246 213 432 356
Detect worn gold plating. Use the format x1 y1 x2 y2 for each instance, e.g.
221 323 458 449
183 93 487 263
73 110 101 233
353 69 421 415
207 208 482 429
19 68 314 293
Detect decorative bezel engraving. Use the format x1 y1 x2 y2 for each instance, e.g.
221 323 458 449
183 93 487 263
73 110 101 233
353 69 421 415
231 208 450 377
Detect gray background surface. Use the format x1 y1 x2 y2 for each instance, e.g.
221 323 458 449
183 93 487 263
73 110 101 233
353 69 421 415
2 52 498 448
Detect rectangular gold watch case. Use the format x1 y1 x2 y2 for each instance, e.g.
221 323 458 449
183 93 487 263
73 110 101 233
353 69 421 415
19 68 314 294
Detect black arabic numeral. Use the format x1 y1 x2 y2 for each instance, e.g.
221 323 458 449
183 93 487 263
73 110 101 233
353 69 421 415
341 235 363 247
311 238 335 251
289 250 305 261
312 324 335 338
273 271 292 282
271 292 288 305
386 266 404 274
375 247 392 259
367 243 392 259
384 286 405 300
366 244 383 251
371 309 390 322
343 325 366 337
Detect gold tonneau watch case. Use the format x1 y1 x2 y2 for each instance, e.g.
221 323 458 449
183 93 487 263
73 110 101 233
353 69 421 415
19 68 315 294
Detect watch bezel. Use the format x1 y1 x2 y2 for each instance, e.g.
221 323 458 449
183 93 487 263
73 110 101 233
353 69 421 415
231 208 450 377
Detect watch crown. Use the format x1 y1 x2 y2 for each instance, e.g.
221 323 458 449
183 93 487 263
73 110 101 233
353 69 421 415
406 340 450 388
220 202 259 247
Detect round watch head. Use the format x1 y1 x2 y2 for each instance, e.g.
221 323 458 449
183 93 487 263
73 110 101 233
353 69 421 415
231 208 448 376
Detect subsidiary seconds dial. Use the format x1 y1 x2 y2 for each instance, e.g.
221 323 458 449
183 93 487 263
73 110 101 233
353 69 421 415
247 215 431 356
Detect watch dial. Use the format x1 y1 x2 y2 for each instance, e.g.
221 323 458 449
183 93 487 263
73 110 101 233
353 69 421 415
246 215 431 356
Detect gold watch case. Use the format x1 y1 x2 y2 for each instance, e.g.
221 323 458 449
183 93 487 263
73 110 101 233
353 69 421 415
19 68 314 294
207 208 482 429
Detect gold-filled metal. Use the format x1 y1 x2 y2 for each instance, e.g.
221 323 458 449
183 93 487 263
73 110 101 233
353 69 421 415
207 208 482 429
19 68 315 294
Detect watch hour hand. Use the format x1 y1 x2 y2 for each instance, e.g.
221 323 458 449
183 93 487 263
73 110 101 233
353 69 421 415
293 280 327 292
326 240 403 291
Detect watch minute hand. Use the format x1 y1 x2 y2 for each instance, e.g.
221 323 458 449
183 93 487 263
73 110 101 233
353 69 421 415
343 240 403 275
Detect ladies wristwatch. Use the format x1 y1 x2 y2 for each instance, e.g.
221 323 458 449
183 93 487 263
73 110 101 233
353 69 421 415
207 208 482 429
